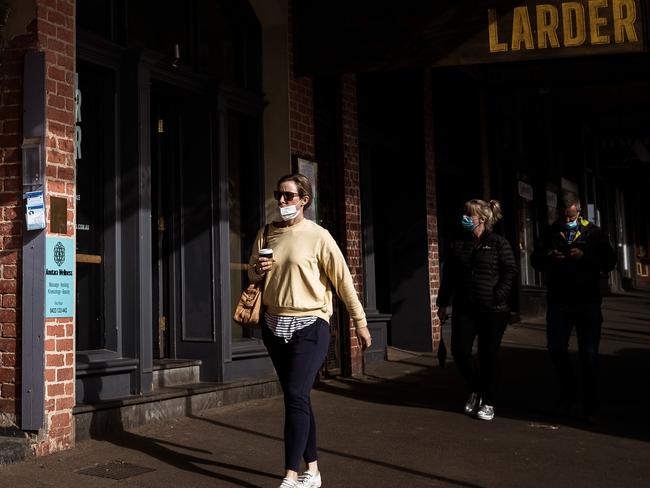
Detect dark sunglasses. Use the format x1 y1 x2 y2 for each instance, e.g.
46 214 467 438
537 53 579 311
273 191 301 202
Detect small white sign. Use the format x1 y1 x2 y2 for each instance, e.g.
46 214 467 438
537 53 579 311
518 181 533 201
587 204 601 226
25 190 46 231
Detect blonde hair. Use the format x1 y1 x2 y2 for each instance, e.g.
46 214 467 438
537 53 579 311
465 199 503 230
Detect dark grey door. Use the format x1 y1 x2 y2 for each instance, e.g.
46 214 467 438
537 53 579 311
151 84 220 380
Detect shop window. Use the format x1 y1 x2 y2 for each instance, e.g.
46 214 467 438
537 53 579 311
196 0 261 90
228 112 263 344
75 62 117 352
127 1 192 62
77 0 114 39
126 0 261 91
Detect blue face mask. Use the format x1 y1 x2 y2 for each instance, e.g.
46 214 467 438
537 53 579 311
564 219 579 230
461 215 476 232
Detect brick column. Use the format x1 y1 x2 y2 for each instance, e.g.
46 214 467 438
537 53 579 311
0 1 40 428
423 70 442 351
34 0 76 456
339 74 364 376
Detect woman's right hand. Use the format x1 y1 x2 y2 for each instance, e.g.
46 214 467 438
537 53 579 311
255 256 274 275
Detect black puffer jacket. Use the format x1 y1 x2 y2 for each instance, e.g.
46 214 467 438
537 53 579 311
531 219 616 304
437 231 518 312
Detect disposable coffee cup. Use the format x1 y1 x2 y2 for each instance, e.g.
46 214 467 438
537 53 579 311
259 248 273 259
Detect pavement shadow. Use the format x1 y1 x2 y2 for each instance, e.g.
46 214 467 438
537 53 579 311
312 291 650 442
89 414 276 487
315 343 650 444
189 414 487 488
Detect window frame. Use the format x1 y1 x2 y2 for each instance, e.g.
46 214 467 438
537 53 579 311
75 38 123 364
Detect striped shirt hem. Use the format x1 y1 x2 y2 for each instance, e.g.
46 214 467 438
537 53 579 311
265 312 319 342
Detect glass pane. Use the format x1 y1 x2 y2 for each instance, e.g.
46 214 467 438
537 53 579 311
75 63 114 350
518 199 540 286
228 112 261 342
197 0 237 80
196 0 262 89
77 0 112 38
127 1 192 65
180 106 214 340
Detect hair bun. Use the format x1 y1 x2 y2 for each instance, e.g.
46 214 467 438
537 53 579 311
489 199 503 223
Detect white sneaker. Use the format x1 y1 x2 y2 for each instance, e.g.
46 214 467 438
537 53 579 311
476 404 495 421
297 471 322 487
279 478 298 488
464 392 481 415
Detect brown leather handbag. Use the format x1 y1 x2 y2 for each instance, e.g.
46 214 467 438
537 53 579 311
233 225 269 327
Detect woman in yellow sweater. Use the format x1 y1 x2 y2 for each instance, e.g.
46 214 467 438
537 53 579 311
248 173 372 488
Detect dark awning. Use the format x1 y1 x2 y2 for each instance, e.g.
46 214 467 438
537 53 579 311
294 0 646 75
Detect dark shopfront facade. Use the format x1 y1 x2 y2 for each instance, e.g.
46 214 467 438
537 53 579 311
297 0 650 341
71 0 372 409
73 0 270 403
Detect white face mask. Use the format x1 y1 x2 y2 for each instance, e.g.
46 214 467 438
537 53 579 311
279 204 300 221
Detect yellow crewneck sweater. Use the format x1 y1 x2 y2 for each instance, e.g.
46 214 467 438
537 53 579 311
248 219 367 329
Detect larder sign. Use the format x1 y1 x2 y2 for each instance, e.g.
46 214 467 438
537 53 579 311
488 0 640 54
293 0 646 74
45 237 74 318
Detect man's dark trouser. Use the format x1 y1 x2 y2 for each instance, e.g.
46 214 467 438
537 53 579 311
546 301 603 413
451 310 510 406
262 319 330 472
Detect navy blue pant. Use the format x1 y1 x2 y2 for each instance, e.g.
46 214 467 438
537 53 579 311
546 301 602 413
450 310 510 406
262 319 330 472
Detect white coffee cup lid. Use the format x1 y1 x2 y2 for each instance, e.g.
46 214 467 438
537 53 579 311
259 248 273 255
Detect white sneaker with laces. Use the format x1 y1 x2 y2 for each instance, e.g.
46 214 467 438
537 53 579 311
476 404 495 421
297 471 322 487
279 477 298 488
464 392 481 415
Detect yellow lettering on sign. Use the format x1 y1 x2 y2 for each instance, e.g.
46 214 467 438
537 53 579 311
537 4 561 48
589 0 610 45
512 6 535 50
613 0 638 43
562 2 587 47
488 9 508 52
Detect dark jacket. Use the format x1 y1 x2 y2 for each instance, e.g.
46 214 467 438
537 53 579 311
437 231 518 312
530 218 616 304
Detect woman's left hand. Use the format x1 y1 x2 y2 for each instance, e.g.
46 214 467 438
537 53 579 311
356 327 372 349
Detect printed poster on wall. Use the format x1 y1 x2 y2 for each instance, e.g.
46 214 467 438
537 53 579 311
45 237 74 318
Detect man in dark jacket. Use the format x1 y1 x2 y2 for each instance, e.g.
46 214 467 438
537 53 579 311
531 195 616 418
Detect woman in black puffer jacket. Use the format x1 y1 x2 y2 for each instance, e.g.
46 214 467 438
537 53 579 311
436 199 517 421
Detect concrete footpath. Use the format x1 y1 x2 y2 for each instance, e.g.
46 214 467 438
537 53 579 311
1 291 649 487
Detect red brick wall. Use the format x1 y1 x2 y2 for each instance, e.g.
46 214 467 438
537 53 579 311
34 0 76 456
339 74 365 376
288 0 314 159
423 70 442 351
0 4 40 424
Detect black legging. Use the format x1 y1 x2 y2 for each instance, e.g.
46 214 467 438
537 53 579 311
262 318 330 472
450 309 509 406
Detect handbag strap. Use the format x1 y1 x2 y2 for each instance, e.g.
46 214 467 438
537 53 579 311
263 224 269 249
